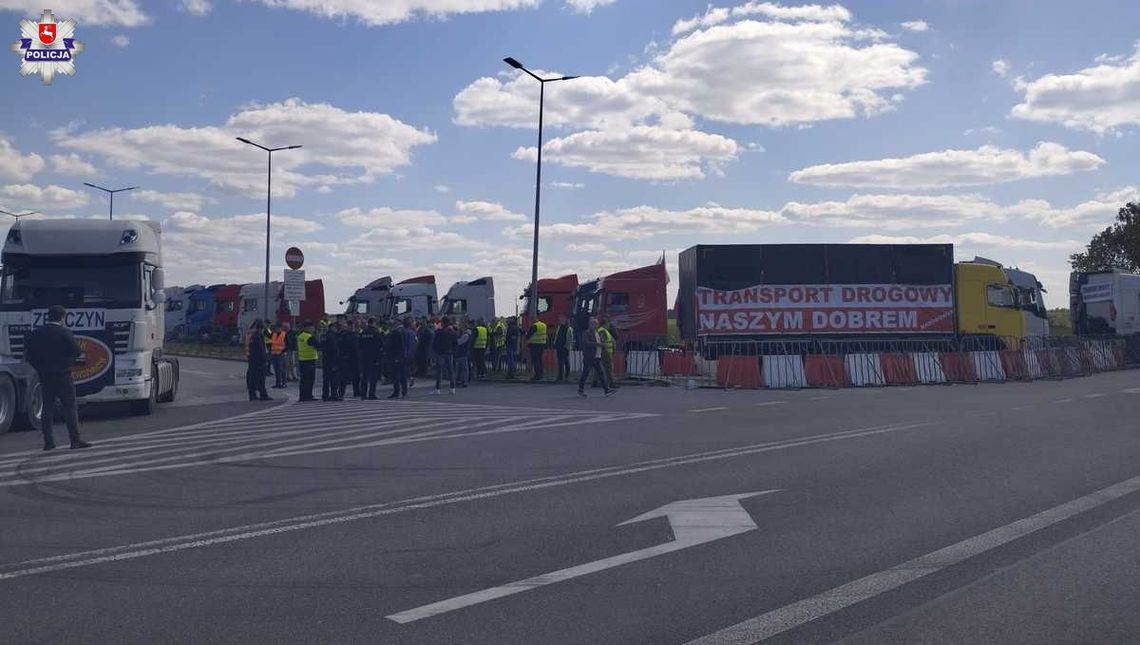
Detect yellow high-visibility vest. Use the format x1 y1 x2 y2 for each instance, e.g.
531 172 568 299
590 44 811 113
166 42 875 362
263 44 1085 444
529 320 547 345
492 322 506 347
474 325 488 349
297 331 318 361
599 327 614 354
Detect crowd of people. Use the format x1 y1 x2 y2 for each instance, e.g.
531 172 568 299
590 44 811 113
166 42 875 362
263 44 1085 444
244 314 619 402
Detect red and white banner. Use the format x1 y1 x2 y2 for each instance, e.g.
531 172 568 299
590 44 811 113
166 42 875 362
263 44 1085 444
696 283 955 334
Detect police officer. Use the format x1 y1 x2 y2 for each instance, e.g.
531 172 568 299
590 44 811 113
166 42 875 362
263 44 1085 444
527 317 547 381
295 320 319 402
338 319 360 399
489 318 505 373
358 317 383 400
246 319 271 402
505 317 521 379
25 304 90 451
472 319 489 379
320 321 342 401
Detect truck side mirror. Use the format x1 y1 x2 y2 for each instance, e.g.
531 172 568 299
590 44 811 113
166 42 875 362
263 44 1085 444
152 268 165 290
153 290 167 305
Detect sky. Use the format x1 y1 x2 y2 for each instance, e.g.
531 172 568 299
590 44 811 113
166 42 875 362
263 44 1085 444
2 0 1139 311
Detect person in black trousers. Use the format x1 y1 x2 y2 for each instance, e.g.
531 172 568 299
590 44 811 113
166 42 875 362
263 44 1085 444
337 320 361 399
246 319 271 402
387 319 410 399
358 318 383 400
578 317 614 398
295 320 318 402
24 305 90 451
320 321 342 401
553 316 571 382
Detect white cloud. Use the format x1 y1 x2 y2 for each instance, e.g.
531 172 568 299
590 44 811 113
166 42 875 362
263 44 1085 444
456 2 925 134
992 58 1010 78
335 206 447 229
0 136 45 181
848 232 1080 251
505 203 785 240
1011 44 1140 133
249 0 544 26
59 98 436 198
179 0 211 15
551 181 585 189
0 184 89 211
454 200 526 222
788 143 1105 189
130 189 213 211
0 0 150 26
48 153 97 177
434 184 450 193
564 0 615 12
513 125 739 180
900 20 929 32
111 34 130 48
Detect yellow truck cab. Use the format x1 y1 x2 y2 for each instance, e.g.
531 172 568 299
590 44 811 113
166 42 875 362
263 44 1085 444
955 260 1026 344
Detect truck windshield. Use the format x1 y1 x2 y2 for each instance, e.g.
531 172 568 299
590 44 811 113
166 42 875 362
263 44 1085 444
441 298 467 315
0 263 141 310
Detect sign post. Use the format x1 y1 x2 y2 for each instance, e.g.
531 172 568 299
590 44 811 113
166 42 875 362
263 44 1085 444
283 247 305 324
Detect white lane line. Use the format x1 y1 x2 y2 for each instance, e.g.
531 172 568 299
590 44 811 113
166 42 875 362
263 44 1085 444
684 470 1140 645
752 402 786 408
690 407 729 413
1123 387 1140 394
1083 393 1106 399
809 396 836 401
1055 398 1073 404
0 420 935 582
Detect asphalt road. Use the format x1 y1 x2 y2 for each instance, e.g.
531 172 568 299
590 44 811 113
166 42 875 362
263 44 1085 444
1 359 1138 644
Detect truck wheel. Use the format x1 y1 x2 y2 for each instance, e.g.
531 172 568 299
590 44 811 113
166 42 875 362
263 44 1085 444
0 376 15 436
158 363 178 403
130 370 158 416
15 379 43 433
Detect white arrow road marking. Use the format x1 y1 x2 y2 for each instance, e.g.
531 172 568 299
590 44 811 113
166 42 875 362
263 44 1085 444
386 490 781 624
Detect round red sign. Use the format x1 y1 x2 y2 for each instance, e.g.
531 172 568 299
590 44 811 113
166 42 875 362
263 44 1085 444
285 247 304 270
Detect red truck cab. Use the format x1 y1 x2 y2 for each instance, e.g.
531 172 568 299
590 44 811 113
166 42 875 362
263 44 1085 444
573 262 668 345
521 274 578 329
275 279 326 325
212 284 242 329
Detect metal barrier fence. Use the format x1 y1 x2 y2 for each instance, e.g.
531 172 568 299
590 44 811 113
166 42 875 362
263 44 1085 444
532 334 1137 390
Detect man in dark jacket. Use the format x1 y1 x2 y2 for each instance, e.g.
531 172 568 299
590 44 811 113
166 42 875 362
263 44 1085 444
358 318 383 400
415 319 434 387
25 305 90 451
337 320 360 399
246 319 271 402
320 321 342 401
431 317 457 395
553 315 572 382
505 317 521 379
578 317 615 398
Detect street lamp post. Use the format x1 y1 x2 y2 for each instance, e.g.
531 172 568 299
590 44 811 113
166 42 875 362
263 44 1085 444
0 209 38 220
236 137 302 324
82 182 137 221
503 57 579 322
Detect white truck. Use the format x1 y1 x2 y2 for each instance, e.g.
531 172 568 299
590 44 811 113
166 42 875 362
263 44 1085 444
344 276 393 318
384 275 438 321
0 219 179 416
239 281 283 332
1070 270 1140 336
440 277 496 322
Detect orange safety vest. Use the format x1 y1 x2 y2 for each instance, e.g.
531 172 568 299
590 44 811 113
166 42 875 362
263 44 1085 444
270 331 286 355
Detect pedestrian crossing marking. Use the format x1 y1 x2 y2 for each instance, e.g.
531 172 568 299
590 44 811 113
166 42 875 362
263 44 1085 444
0 400 655 488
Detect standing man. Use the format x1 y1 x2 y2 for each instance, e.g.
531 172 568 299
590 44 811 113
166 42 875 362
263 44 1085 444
246 319 272 402
431 317 457 395
269 323 287 389
320 321 342 401
553 315 572 382
489 318 505 373
284 322 299 383
455 321 472 388
415 318 434 388
295 320 318 402
526 316 547 382
578 318 615 398
505 317 521 379
25 305 90 451
388 317 417 399
472 319 489 379
598 319 617 389
337 320 360 399
358 317 383 400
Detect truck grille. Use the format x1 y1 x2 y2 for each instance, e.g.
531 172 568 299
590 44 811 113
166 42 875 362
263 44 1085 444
6 321 133 358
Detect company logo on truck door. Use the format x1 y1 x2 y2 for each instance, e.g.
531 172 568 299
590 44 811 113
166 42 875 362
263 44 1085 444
71 335 112 384
696 283 955 334
31 309 106 330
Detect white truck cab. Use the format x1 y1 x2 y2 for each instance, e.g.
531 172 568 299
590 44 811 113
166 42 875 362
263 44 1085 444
440 277 495 322
0 219 179 415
